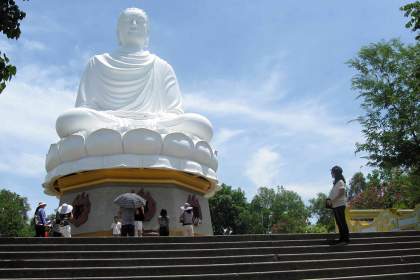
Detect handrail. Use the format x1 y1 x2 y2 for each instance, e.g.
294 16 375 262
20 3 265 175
346 204 420 232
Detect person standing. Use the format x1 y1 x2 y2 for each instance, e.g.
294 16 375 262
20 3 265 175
34 202 47 237
158 209 170 236
327 165 350 244
57 203 73 238
110 216 122 237
119 207 135 237
180 203 194 237
51 211 63 237
134 206 145 237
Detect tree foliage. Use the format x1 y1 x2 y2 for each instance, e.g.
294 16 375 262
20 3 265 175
209 185 310 234
307 193 335 232
0 188 33 236
0 0 27 93
348 169 419 209
346 3 420 211
348 39 420 173
209 184 251 235
348 172 367 200
401 1 420 41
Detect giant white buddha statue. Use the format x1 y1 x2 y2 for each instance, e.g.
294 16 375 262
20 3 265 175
56 7 212 142
44 8 218 196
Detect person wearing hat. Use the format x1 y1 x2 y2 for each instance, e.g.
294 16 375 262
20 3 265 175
179 202 194 237
327 165 350 244
56 203 73 237
34 202 47 237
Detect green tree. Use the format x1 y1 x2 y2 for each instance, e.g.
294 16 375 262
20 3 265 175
304 224 329 233
348 39 420 173
348 172 367 200
0 188 33 236
401 1 420 41
348 169 418 209
307 193 335 232
251 186 309 233
376 168 420 208
0 0 27 93
209 184 251 234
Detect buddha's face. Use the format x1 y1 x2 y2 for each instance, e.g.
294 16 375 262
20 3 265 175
117 8 148 49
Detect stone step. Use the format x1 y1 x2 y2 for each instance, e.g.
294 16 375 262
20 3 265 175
0 241 418 259
2 236 418 251
1 263 419 279
2 232 419 279
3 248 420 268
0 231 418 244
311 271 420 279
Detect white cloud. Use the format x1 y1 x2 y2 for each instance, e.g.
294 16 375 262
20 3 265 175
0 39 14 53
284 182 331 202
0 64 76 182
213 128 245 148
183 64 365 201
0 152 45 178
184 91 360 148
0 64 76 144
21 39 47 51
245 147 283 188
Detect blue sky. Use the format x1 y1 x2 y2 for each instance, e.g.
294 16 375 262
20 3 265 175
0 0 416 214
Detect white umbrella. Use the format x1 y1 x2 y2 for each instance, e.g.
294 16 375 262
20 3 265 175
57 203 73 215
114 193 146 209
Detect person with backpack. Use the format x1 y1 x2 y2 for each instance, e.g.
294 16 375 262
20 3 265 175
51 211 63 237
57 203 73 237
158 209 170 236
179 203 194 237
34 202 48 237
118 207 136 237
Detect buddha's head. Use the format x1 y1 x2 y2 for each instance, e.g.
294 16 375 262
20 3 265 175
117 8 149 49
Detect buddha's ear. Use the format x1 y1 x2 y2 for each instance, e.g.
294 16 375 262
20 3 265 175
116 28 123 46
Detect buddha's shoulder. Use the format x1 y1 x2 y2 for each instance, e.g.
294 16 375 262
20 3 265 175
81 53 108 66
153 55 171 67
91 53 111 61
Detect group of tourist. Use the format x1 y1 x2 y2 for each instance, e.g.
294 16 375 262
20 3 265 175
112 202 195 237
34 202 73 237
35 201 195 238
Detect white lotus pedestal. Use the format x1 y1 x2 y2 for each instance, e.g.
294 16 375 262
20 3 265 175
43 128 218 236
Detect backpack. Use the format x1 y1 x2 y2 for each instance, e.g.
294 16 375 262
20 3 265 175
33 210 41 225
159 216 169 228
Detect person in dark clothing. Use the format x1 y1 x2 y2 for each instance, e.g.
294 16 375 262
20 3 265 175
51 211 63 237
34 202 48 237
134 206 145 237
158 209 170 236
119 207 135 237
327 165 350 244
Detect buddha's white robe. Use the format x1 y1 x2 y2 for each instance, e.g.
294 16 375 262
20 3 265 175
56 50 213 141
76 50 183 115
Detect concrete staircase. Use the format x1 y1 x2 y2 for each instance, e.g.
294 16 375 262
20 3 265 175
0 231 419 279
